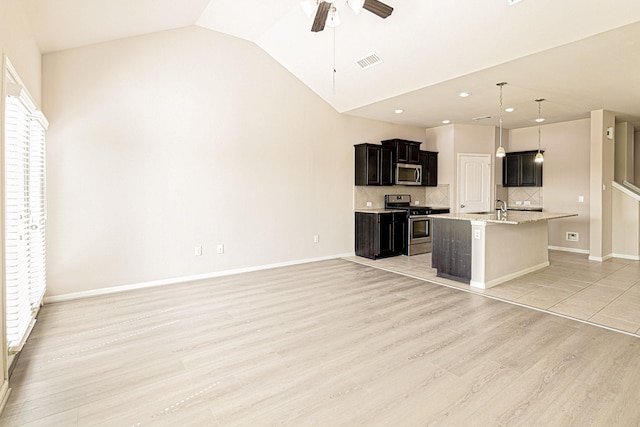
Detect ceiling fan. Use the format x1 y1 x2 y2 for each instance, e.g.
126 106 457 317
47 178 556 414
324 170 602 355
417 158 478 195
306 0 394 33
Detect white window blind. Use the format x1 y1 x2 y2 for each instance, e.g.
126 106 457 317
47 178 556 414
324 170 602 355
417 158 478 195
4 73 48 352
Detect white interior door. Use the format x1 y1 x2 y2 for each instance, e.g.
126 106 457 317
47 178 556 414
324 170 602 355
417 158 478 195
458 154 491 213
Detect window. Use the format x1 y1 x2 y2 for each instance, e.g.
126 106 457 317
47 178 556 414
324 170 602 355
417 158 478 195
3 57 48 352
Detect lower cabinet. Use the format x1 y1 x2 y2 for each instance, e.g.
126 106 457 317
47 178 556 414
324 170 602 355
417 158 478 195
431 218 472 283
355 212 406 259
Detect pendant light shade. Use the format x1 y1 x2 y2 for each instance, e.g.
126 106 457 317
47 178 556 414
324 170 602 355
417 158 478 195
496 82 507 158
535 98 545 163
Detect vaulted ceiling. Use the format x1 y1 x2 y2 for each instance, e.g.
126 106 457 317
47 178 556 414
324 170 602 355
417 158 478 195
24 0 640 129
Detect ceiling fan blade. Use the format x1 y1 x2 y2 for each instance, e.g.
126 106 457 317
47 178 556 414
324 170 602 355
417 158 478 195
362 0 393 18
311 1 331 32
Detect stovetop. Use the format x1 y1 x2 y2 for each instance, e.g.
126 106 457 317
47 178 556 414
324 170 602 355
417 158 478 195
384 194 449 216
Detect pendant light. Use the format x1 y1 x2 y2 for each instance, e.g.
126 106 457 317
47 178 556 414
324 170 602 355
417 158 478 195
535 98 545 163
496 82 507 158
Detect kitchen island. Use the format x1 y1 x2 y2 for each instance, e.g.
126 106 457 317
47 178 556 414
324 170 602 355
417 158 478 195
429 211 577 289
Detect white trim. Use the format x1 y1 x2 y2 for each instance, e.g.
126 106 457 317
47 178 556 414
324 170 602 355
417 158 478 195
614 180 640 200
611 253 640 261
43 253 355 303
589 253 613 262
0 381 10 416
470 261 549 289
548 245 590 254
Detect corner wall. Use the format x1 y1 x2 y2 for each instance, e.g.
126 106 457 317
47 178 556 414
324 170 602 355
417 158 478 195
590 110 616 260
509 118 591 252
42 26 426 297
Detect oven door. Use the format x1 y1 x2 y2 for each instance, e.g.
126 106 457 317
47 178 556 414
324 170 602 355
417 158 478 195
407 215 431 255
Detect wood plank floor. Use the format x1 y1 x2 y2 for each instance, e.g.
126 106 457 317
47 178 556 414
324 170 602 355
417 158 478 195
347 250 640 335
2 259 640 426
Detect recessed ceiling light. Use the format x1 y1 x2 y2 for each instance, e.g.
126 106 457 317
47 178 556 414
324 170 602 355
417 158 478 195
535 118 545 123
442 120 451 124
505 107 515 113
459 91 471 98
507 0 523 5
394 109 404 114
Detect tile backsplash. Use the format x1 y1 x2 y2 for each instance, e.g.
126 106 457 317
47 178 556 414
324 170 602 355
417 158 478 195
507 187 543 207
354 185 450 209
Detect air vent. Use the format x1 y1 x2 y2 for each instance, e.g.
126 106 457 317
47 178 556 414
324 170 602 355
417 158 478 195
472 115 492 121
356 53 383 70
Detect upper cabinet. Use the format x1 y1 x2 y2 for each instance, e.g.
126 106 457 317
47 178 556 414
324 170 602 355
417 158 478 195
503 150 543 187
381 139 421 164
419 150 438 186
354 143 393 186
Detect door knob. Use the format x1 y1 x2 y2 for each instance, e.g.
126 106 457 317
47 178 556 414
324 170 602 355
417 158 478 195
460 204 466 208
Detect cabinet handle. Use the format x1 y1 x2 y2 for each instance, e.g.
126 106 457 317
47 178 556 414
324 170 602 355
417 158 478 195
460 204 466 208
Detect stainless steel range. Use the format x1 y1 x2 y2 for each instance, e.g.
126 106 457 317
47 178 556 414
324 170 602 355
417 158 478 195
384 194 449 256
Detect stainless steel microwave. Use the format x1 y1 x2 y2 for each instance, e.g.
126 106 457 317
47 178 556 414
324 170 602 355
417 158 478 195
395 163 422 185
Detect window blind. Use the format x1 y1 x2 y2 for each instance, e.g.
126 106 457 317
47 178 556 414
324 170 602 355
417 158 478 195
4 75 48 352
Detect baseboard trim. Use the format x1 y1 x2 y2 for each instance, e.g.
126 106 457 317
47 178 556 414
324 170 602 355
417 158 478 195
589 253 613 262
44 252 355 303
611 253 640 261
470 261 549 289
548 245 590 255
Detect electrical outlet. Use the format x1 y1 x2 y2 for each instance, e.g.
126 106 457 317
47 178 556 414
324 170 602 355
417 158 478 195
474 229 481 239
515 201 522 205
566 232 579 242
313 234 319 243
366 201 372 207
578 196 584 203
194 246 202 256
216 244 224 254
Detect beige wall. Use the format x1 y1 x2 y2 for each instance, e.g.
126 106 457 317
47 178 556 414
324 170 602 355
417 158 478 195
509 119 591 251
635 130 640 186
42 26 426 297
590 110 616 260
615 122 634 184
0 0 42 105
612 183 640 259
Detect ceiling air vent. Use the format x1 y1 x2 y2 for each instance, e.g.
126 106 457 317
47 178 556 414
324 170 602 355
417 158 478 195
472 115 492 121
356 53 383 70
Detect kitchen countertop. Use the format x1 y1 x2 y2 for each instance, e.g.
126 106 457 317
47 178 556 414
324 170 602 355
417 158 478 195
428 211 577 225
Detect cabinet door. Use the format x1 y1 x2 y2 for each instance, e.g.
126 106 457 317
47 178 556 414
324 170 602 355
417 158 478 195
380 147 394 186
392 214 406 254
378 213 394 257
366 146 381 185
503 154 520 187
520 152 537 186
419 151 438 186
407 144 421 164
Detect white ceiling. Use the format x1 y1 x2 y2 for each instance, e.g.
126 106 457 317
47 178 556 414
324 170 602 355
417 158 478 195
24 0 640 129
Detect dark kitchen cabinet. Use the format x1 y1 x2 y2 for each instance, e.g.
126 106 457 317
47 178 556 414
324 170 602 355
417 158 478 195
503 150 543 187
355 212 406 259
431 218 472 283
354 143 393 186
381 139 421 164
419 150 438 186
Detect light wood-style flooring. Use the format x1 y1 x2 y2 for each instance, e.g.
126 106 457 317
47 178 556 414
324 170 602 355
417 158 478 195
2 258 640 425
346 250 640 336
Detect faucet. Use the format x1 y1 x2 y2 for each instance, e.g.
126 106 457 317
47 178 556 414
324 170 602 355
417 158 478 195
496 200 507 216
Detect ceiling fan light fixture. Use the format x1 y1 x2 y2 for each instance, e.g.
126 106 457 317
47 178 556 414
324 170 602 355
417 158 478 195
347 0 365 14
300 0 317 18
326 7 341 27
